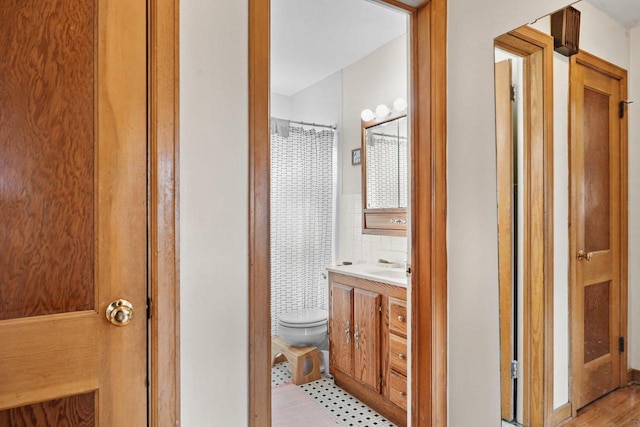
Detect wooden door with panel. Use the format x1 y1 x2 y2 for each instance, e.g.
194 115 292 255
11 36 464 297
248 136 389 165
330 282 354 376
0 0 148 424
569 51 627 412
353 288 382 392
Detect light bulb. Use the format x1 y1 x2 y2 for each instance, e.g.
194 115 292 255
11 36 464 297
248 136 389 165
375 104 390 118
393 98 407 112
361 109 375 121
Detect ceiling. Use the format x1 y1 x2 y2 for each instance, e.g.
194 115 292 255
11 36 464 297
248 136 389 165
271 0 407 96
584 0 640 29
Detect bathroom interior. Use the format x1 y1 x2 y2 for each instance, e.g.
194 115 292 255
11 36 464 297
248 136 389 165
267 0 640 425
269 0 410 425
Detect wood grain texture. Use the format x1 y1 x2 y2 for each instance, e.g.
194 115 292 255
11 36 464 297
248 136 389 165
560 385 640 426
410 1 448 425
495 58 514 422
1 0 147 423
354 288 381 392
584 281 611 364
148 0 180 424
329 272 407 424
329 282 354 376
583 88 611 253
0 393 95 427
569 51 626 413
494 26 555 427
248 0 272 425
0 0 95 320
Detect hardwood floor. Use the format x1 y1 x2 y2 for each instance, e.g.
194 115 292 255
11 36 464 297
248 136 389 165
560 385 640 426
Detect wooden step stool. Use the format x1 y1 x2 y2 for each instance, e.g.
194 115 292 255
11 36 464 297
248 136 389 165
271 335 321 385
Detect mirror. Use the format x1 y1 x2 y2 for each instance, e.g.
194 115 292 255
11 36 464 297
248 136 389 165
361 113 408 236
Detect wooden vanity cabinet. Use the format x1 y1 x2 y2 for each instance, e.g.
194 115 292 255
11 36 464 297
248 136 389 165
328 272 407 427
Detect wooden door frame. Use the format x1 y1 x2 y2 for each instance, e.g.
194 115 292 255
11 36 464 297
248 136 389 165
148 0 181 425
248 0 448 425
568 50 629 417
494 26 555 427
495 57 514 422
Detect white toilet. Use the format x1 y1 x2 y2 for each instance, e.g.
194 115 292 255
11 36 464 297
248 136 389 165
278 308 328 348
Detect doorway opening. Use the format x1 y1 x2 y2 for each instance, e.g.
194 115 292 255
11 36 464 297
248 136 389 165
249 0 448 426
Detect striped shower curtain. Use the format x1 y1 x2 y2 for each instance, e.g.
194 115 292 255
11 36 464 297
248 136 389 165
270 125 335 336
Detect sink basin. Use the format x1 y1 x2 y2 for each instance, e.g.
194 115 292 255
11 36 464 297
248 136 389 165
367 269 406 279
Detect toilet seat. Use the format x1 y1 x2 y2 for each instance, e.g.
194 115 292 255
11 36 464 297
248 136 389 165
278 308 328 328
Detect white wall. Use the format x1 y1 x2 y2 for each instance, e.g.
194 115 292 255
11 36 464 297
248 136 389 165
180 0 248 425
342 34 407 196
447 0 569 425
339 35 409 266
271 93 292 119
178 0 606 426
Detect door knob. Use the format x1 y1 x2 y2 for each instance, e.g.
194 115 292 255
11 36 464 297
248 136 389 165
106 299 134 326
577 250 593 261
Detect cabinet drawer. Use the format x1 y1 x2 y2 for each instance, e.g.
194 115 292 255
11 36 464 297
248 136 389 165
389 334 407 376
364 212 407 231
388 370 407 410
389 298 407 336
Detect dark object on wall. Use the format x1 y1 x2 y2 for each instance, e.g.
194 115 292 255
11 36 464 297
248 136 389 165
551 6 581 57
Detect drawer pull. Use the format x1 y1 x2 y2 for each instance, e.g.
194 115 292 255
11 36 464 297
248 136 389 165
397 315 404 322
399 391 406 397
398 353 405 360
389 218 407 224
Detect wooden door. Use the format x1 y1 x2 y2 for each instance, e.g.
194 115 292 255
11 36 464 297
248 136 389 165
0 0 147 425
330 282 354 375
569 52 627 411
495 58 515 422
354 289 381 392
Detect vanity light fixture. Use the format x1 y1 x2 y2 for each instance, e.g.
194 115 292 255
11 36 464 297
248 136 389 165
361 109 375 121
393 97 407 112
361 98 407 122
375 104 391 118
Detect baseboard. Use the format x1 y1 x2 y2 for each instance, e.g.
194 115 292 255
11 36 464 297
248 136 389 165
551 402 572 426
629 368 640 384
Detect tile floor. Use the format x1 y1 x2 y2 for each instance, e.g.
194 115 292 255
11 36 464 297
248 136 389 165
272 362 396 427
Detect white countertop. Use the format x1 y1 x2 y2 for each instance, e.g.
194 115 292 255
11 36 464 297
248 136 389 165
326 263 408 287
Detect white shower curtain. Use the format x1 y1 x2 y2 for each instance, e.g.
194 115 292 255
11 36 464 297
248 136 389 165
270 124 335 336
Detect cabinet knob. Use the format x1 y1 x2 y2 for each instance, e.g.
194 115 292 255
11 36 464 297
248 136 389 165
397 315 404 322
398 353 405 360
399 391 406 397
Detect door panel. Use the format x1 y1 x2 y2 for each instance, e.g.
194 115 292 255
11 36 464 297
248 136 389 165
330 282 354 375
0 0 95 321
354 289 381 392
583 89 611 253
0 0 147 424
0 393 95 427
495 58 515 422
570 54 625 411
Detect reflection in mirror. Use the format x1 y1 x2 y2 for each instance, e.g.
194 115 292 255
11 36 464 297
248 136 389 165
362 113 408 236
365 115 408 209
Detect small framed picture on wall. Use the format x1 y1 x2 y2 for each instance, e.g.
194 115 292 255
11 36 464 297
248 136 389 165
351 148 361 166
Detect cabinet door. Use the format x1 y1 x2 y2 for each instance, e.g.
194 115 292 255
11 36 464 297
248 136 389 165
354 289 381 392
330 283 354 375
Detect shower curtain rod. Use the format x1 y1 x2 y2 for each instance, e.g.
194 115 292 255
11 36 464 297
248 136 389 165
273 117 337 130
